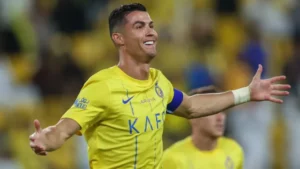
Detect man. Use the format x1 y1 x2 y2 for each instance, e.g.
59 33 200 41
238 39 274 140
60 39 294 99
29 3 290 169
162 86 244 169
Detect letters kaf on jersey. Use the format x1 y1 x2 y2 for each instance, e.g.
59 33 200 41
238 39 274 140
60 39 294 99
128 111 166 134
127 82 167 135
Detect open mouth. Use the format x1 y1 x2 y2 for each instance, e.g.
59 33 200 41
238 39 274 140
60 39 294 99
143 41 155 46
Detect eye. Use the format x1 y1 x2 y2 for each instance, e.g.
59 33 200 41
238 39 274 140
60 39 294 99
136 25 143 29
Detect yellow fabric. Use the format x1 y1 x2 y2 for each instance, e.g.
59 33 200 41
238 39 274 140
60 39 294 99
162 136 244 169
62 66 175 169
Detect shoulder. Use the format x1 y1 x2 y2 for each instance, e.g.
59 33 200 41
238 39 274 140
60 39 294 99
164 137 191 154
218 137 243 153
83 66 116 88
87 67 116 82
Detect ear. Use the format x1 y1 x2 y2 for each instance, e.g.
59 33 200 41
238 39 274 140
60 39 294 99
112 33 124 46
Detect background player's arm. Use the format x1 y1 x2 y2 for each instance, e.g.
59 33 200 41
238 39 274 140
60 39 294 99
29 118 80 155
170 65 290 119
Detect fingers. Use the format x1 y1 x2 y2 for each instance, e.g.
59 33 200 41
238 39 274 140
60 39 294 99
271 90 289 96
33 147 47 156
30 143 45 151
34 119 41 132
253 64 263 80
269 84 290 103
29 134 35 141
269 76 286 83
30 142 47 156
271 84 291 90
269 97 283 104
37 151 47 156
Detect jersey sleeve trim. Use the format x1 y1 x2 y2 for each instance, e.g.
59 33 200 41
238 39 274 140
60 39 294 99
167 89 183 114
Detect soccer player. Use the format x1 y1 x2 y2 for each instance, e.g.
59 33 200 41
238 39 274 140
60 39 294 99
29 3 290 169
162 86 244 169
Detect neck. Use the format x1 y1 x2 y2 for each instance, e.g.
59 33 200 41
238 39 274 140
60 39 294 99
118 52 150 80
191 131 218 151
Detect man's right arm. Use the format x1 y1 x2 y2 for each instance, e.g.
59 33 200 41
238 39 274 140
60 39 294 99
29 118 80 155
30 79 110 155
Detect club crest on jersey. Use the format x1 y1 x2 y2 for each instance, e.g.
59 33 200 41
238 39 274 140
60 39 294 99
155 82 164 98
74 97 89 110
225 156 234 169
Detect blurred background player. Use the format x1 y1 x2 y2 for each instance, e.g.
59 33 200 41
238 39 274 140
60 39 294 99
162 86 244 169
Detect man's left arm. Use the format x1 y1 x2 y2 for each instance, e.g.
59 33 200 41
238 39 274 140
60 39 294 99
169 65 291 119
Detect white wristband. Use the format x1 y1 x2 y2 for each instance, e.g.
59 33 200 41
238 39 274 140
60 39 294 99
232 86 251 105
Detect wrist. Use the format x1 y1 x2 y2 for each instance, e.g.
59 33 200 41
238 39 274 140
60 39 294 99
232 86 251 105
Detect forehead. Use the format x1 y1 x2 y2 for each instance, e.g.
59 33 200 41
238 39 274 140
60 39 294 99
193 112 226 123
124 11 152 24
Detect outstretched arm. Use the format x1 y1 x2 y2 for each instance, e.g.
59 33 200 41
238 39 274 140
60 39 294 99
29 118 80 155
172 65 291 119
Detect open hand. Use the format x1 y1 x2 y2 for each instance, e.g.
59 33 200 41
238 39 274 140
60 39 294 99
249 64 291 103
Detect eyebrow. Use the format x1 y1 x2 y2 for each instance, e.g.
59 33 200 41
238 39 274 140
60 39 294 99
133 21 154 26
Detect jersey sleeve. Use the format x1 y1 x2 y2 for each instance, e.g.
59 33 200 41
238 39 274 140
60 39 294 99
62 80 110 135
165 80 183 114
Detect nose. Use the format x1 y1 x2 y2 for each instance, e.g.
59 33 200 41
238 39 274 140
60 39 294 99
216 112 226 122
146 27 156 37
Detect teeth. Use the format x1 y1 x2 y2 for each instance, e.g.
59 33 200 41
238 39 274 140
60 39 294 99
144 41 154 45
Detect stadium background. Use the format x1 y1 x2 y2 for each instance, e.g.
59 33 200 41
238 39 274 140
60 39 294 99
0 0 299 169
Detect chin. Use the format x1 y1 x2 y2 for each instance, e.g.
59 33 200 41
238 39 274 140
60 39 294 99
146 52 157 59
148 53 156 58
143 48 157 57
212 131 224 138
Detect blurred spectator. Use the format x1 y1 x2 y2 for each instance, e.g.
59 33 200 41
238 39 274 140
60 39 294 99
0 27 42 169
239 22 268 77
242 0 293 38
33 50 85 98
227 23 274 169
215 0 238 15
52 0 88 34
282 34 300 169
185 63 214 91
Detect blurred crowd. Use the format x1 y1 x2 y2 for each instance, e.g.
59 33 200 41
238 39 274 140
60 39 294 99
0 0 300 169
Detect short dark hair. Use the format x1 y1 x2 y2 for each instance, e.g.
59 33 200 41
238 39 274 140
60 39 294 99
108 3 147 36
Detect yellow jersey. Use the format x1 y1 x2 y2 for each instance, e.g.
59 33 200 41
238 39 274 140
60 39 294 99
162 136 244 169
62 65 183 169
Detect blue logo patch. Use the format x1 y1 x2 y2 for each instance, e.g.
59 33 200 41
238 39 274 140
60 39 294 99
122 96 134 104
155 82 164 98
74 97 89 110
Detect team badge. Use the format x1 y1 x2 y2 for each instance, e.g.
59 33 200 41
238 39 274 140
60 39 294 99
155 82 164 98
225 156 234 169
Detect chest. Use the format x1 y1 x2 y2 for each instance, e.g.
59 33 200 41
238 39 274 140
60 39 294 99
185 152 239 169
106 81 171 135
